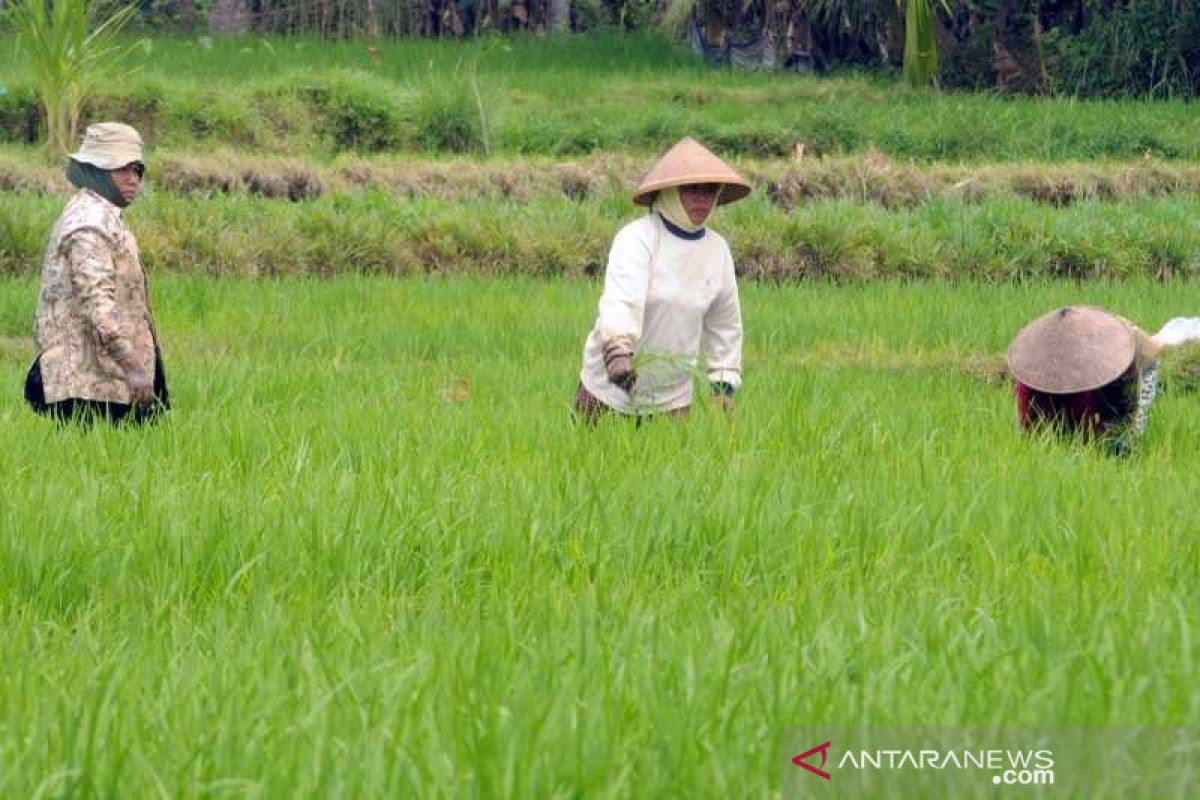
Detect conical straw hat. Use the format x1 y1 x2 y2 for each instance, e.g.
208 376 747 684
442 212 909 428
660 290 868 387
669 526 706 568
632 137 751 206
1007 306 1136 394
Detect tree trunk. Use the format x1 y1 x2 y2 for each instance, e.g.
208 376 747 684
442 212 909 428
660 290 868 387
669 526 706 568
548 0 569 32
178 0 196 33
365 0 381 37
208 0 250 34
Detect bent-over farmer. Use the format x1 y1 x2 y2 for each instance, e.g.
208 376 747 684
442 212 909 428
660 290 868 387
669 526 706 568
1007 306 1200 453
574 137 750 422
24 122 169 424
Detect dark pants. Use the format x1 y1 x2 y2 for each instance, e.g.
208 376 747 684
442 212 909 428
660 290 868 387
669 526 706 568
24 351 170 425
573 382 689 425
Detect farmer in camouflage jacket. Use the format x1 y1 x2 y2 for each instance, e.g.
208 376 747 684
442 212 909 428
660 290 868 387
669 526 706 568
24 122 169 424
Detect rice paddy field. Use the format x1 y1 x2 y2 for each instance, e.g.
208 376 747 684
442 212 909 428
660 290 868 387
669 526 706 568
1 278 1198 796
0 29 1198 799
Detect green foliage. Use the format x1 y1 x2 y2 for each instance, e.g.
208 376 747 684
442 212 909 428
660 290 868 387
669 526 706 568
0 29 1195 793
169 89 262 146
0 84 40 143
2 190 1200 282
0 34 1197 157
6 0 140 161
677 0 1200 96
0 277 1197 795
1 3 1195 97
86 79 164 141
1046 1 1200 98
903 0 937 88
0 190 47 274
1160 343 1200 395
937 0 1200 97
302 71 402 152
405 69 487 155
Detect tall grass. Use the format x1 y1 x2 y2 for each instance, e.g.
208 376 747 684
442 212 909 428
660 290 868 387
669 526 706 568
2 189 1198 281
0 277 1196 796
407 66 489 154
1 33 1198 160
5 0 140 160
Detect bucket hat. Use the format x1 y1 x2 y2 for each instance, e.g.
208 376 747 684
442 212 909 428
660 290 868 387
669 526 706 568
69 122 144 170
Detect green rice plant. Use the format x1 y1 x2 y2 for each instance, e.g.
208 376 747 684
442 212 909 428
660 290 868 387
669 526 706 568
6 0 140 161
1158 342 1200 395
0 277 1196 796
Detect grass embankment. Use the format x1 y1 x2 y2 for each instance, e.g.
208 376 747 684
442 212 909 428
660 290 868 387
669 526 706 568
2 33 1199 160
3 190 1199 280
3 32 1199 281
0 277 1197 797
7 147 1200 206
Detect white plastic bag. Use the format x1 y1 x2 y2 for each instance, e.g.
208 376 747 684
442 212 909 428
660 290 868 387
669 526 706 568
1153 317 1200 347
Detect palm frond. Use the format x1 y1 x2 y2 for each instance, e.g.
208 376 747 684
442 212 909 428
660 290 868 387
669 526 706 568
8 0 140 161
903 0 937 88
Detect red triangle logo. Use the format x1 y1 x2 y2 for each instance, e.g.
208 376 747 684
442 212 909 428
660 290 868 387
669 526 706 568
793 741 832 780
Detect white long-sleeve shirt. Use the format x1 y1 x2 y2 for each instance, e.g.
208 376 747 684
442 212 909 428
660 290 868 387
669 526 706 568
579 213 743 414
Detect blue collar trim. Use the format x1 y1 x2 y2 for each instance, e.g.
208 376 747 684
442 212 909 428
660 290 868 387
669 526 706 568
658 213 706 241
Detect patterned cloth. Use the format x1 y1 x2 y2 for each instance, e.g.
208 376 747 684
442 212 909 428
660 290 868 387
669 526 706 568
24 347 168 424
573 382 689 425
1130 360 1159 438
33 189 162 404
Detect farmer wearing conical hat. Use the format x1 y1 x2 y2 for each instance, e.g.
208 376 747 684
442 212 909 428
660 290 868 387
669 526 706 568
1007 307 1200 452
24 122 169 423
575 137 751 421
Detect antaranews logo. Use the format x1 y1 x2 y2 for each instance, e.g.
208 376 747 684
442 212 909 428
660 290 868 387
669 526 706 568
792 741 832 780
792 741 1054 783
784 726 1198 800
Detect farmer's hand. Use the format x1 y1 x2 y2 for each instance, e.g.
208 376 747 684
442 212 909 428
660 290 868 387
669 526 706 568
122 362 154 407
606 354 636 393
603 339 637 394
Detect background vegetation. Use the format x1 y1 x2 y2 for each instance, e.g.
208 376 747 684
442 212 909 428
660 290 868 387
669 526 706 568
1 34 1197 282
1 189 1198 281
2 33 1199 158
8 0 1193 96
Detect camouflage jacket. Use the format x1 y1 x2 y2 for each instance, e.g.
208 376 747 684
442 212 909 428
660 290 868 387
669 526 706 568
33 189 159 404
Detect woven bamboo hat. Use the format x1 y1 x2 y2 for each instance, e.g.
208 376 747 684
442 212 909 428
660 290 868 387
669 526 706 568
632 137 751 207
1007 306 1137 394
70 122 144 170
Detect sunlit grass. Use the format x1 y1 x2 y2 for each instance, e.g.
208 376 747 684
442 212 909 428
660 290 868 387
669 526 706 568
0 277 1196 796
